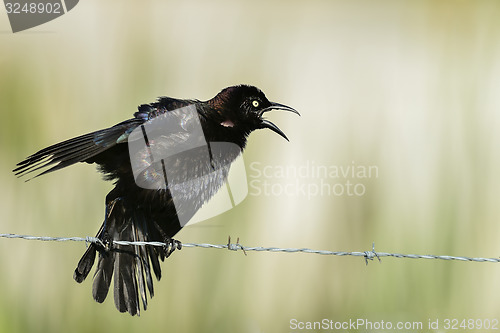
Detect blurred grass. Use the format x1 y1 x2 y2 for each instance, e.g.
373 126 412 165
2 0 500 332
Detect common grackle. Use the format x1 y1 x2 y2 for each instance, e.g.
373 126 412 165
13 85 299 316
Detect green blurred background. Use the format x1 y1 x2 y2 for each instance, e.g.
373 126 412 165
2 0 500 332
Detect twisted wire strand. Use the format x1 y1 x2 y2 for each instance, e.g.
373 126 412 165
1 233 499 264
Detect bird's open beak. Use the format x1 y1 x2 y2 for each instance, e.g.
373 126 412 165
259 102 300 141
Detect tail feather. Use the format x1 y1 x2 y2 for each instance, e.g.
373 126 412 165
73 196 168 316
113 244 140 315
74 222 109 284
92 250 115 303
130 212 153 311
148 246 162 282
73 244 97 283
135 245 149 311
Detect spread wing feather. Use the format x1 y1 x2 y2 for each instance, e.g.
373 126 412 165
13 119 143 179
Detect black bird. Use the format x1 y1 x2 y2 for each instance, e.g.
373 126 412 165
13 85 299 316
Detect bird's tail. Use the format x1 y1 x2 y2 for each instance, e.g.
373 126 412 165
73 196 176 316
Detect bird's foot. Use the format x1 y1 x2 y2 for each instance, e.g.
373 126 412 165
164 238 182 258
100 233 114 252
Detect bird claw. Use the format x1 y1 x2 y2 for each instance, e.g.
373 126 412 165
164 238 182 258
100 233 114 251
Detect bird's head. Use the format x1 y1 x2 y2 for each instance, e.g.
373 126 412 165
206 85 299 142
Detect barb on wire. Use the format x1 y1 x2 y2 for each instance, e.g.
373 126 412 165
227 236 247 256
364 242 381 265
1 233 500 264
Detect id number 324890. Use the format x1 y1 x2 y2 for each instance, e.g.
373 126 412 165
442 319 498 330
5 2 62 14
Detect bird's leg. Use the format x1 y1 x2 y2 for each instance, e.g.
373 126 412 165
150 219 182 258
103 197 120 232
98 197 121 252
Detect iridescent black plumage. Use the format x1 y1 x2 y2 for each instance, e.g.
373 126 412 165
13 85 298 315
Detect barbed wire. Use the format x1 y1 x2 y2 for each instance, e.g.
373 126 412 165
1 232 499 265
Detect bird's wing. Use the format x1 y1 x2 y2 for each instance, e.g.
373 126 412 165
13 118 144 179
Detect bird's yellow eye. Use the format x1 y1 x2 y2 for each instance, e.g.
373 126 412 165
252 100 259 108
